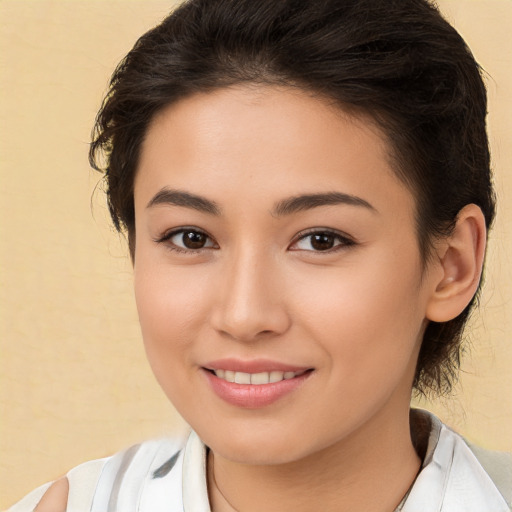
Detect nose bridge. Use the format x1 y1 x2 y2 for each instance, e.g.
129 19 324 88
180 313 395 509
212 244 289 341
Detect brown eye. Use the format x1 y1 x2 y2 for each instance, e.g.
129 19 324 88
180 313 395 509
310 233 335 251
158 228 216 251
291 230 355 252
182 231 208 249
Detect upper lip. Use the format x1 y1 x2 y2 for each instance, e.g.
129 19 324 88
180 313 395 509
203 358 312 374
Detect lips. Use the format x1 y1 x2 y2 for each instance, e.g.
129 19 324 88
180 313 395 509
202 359 313 408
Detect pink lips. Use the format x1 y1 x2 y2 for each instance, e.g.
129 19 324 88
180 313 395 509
202 358 313 409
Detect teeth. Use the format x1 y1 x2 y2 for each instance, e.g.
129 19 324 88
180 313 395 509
251 372 270 385
269 371 284 383
234 372 251 384
213 369 304 385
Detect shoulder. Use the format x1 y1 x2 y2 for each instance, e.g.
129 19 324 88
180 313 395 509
465 440 512 509
407 409 512 511
33 478 68 512
7 437 186 512
92 437 186 511
434 416 512 511
8 456 107 512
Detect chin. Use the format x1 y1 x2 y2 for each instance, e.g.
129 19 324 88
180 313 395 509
198 421 324 466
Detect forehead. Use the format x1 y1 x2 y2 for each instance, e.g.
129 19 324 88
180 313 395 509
135 85 414 218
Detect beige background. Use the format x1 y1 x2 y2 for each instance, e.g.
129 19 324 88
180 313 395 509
0 0 511 508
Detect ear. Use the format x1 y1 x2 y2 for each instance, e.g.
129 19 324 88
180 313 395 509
426 204 487 322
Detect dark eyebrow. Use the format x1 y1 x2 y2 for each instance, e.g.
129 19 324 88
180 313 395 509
272 192 376 217
146 188 221 215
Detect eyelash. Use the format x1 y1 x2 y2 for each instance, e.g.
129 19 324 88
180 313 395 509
290 229 356 253
154 227 218 254
154 227 356 254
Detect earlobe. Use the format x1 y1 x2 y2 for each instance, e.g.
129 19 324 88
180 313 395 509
426 204 487 322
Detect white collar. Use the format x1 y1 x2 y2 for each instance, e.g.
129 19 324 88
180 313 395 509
402 410 509 511
183 430 210 511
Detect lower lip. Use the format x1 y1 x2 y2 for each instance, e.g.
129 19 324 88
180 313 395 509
203 370 312 409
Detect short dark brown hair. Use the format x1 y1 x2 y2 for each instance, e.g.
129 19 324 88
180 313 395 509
90 0 495 396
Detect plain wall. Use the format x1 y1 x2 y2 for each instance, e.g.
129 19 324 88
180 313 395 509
0 1 511 508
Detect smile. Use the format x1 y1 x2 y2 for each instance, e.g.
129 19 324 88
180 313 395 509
212 369 307 385
203 363 313 408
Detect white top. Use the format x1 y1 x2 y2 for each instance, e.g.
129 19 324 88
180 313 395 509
9 410 512 512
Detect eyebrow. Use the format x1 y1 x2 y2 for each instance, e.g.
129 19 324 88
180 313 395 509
146 188 376 217
146 188 221 215
272 192 376 216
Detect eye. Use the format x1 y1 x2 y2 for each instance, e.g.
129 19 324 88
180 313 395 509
156 228 217 252
290 230 355 252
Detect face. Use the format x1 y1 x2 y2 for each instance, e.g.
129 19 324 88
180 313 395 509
133 85 440 465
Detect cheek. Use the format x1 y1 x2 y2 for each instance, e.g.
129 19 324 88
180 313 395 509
133 258 209 365
291 252 425 380
133 260 215 414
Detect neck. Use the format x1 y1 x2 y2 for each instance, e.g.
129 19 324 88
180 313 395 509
208 405 421 512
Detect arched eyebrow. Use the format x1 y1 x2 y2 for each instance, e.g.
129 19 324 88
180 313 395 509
272 192 377 216
146 188 221 215
146 188 376 217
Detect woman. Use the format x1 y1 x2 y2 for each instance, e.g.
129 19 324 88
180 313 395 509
10 0 511 510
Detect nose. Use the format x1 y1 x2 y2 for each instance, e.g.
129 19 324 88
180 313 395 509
210 249 291 342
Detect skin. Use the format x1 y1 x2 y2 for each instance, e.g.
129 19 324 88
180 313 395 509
33 477 67 512
132 85 484 512
34 84 486 512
